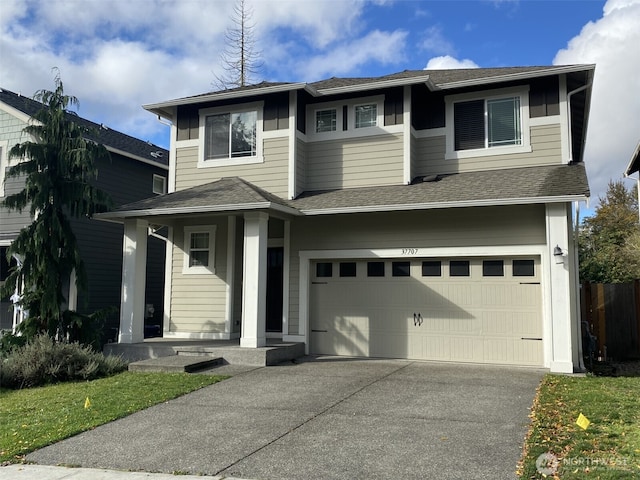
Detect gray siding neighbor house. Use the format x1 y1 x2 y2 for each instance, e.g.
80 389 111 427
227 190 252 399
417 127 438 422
99 65 595 373
0 88 169 339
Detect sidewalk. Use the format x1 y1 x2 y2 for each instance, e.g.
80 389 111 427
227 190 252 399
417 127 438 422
0 464 241 480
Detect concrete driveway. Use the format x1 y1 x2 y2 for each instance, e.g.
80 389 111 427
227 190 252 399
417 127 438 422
26 357 543 480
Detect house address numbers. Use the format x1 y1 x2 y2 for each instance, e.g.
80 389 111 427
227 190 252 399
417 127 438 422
401 248 419 255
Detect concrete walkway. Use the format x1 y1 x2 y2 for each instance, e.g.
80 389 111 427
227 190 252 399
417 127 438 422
4 357 543 480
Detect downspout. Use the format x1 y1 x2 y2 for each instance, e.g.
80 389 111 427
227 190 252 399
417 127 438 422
567 79 592 371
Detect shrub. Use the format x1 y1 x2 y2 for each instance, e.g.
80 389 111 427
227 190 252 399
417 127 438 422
0 334 127 389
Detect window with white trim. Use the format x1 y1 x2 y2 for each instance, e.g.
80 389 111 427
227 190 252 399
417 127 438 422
355 103 377 128
198 103 263 167
315 109 337 133
183 226 216 274
307 95 387 141
152 174 166 195
445 87 530 159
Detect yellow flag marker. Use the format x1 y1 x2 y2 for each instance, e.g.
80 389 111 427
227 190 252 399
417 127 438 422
576 413 590 430
84 397 92 409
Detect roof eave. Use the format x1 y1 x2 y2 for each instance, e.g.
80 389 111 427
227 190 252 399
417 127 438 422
298 194 590 216
143 83 312 118
624 141 640 176
95 202 301 222
315 75 432 95
433 64 596 91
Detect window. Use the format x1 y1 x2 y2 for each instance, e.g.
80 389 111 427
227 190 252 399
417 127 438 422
367 261 385 277
199 103 262 167
316 262 333 277
392 261 410 277
450 260 470 277
339 262 357 277
483 260 504 277
513 259 535 277
316 109 337 133
454 97 521 151
422 261 441 277
445 87 530 159
152 174 166 195
355 104 377 128
183 226 216 274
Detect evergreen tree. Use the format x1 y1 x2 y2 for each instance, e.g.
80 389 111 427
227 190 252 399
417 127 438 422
213 0 263 89
1 71 111 337
579 180 640 283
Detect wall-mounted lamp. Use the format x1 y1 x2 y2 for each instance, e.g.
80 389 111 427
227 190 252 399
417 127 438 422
553 245 564 264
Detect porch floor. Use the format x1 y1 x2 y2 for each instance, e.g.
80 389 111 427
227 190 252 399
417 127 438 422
103 338 305 369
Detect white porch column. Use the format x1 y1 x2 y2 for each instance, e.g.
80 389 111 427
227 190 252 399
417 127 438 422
241 212 269 348
546 203 578 373
119 218 148 344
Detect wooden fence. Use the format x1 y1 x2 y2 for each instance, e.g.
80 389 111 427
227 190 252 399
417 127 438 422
581 280 640 360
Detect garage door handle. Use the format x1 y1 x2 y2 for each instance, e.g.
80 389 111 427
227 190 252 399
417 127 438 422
521 337 542 341
311 329 328 333
312 282 328 285
519 282 540 285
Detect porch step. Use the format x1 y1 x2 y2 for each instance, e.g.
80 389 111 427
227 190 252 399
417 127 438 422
128 355 224 373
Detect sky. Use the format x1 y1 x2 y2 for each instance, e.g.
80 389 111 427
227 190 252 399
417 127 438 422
1 0 639 213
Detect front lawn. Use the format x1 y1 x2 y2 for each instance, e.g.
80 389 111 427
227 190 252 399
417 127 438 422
0 371 226 462
518 374 640 479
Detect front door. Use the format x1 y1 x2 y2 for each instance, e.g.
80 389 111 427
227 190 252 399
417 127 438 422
266 247 284 333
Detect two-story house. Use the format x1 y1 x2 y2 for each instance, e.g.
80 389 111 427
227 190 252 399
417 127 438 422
98 65 594 373
0 88 169 339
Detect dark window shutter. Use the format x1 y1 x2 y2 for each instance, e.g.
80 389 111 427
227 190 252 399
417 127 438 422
454 100 484 150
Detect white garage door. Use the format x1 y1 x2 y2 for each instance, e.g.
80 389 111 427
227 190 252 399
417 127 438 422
309 257 543 366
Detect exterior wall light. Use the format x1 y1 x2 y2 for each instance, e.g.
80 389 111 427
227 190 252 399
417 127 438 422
553 245 564 264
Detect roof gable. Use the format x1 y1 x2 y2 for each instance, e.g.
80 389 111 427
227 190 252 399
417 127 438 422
0 87 168 168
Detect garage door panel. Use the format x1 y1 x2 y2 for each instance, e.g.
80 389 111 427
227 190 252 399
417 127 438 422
310 257 543 366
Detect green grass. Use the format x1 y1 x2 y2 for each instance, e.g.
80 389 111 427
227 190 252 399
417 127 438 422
518 374 640 479
0 371 227 462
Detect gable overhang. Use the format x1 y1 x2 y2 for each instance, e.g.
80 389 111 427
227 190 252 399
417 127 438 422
143 83 313 121
431 64 596 91
625 141 640 177
315 75 434 96
297 194 590 216
96 201 301 223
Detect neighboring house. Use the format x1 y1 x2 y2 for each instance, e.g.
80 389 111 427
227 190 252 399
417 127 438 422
0 88 169 338
625 141 640 223
98 65 595 373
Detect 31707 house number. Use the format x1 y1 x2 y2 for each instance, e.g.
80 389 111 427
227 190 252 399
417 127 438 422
401 248 418 255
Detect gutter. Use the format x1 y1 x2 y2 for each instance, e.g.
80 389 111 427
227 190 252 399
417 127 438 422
297 194 590 216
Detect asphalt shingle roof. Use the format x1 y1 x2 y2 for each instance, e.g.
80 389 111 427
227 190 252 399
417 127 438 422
0 88 168 166
102 163 589 219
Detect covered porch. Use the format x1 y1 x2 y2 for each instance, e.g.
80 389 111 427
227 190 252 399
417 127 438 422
95 177 303 352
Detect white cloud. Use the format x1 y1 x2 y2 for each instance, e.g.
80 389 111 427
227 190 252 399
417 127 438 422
554 0 640 204
419 26 455 56
296 29 408 80
424 56 479 69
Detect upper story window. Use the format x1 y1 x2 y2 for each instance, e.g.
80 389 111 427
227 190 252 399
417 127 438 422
355 104 377 128
152 174 167 195
198 102 263 168
445 86 531 160
307 95 388 141
316 109 337 133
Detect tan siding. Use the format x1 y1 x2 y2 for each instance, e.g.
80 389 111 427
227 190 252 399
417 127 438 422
414 124 562 176
295 137 306 196
306 133 404 191
169 219 229 333
174 137 289 197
